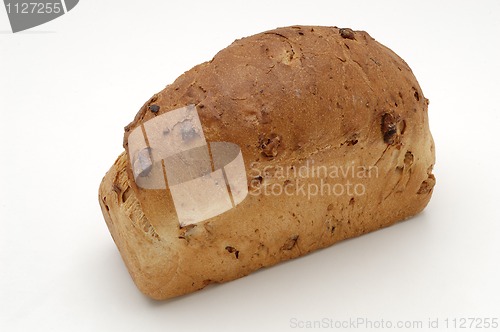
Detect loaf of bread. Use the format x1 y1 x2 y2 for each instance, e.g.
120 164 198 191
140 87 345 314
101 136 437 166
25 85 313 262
98 26 435 300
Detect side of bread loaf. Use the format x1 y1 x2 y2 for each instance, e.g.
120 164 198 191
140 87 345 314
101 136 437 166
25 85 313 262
99 26 435 300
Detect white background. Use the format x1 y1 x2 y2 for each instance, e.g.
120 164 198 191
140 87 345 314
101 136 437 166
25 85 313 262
1 1 499 331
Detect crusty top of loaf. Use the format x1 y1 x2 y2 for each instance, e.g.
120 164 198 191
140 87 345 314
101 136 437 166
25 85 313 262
122 25 431 223
124 25 425 157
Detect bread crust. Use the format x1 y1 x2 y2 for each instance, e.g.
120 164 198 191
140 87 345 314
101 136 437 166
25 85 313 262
99 26 435 300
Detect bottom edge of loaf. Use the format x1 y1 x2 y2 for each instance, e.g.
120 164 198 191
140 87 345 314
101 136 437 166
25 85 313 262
98 152 432 300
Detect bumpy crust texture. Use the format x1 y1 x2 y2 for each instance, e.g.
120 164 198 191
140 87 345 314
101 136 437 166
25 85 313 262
99 26 435 300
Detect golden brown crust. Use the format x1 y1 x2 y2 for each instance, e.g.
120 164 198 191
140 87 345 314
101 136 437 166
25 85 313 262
99 25 435 300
